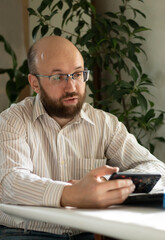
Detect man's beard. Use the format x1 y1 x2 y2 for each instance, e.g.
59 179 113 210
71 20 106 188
39 84 86 119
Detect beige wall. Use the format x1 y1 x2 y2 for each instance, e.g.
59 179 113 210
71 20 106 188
0 0 165 161
94 0 165 161
0 0 29 111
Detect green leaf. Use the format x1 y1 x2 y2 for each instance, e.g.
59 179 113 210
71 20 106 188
19 60 29 75
144 109 155 122
112 24 130 35
15 70 28 91
119 15 127 23
0 68 14 78
6 80 18 103
133 8 146 18
134 27 151 33
0 68 10 74
65 0 72 8
137 93 148 111
43 15 51 21
37 0 50 13
41 25 49 37
0 35 17 69
131 96 138 107
140 74 153 86
154 112 164 127
62 9 70 27
155 137 165 143
66 35 72 42
78 31 95 46
149 143 155 154
53 27 62 36
149 100 154 108
50 9 58 19
105 12 118 19
130 54 142 74
127 19 139 29
57 1 63 9
120 81 132 89
48 0 54 8
32 25 40 41
128 42 136 58
75 21 85 34
27 8 37 16
134 35 146 41
112 38 118 49
88 2 96 15
120 5 126 13
130 67 138 81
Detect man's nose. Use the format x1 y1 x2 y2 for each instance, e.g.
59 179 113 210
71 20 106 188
64 76 76 92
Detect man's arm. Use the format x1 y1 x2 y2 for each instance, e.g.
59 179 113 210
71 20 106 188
61 165 135 208
0 111 69 207
105 119 165 190
0 111 135 209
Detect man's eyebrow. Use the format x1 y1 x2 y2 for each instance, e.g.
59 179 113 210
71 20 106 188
51 69 62 74
51 66 83 74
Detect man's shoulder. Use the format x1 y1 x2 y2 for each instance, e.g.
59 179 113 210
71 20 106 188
82 103 118 123
0 96 35 121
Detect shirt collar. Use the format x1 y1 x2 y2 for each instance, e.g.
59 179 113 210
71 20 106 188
32 96 95 126
79 103 95 126
32 94 47 122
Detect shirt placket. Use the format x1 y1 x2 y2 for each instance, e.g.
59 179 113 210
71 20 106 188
57 130 67 182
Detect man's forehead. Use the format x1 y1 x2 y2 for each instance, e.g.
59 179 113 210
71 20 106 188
36 40 80 59
35 36 77 53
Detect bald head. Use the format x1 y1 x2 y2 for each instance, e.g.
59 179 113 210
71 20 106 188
27 36 84 75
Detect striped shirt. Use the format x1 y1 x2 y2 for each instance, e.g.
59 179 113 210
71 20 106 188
0 94 165 235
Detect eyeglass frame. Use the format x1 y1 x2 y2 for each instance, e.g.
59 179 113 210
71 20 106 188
31 69 90 83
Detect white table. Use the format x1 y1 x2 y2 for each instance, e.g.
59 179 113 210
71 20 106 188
0 204 165 240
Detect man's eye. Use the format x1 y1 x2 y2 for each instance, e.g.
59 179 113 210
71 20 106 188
50 75 60 81
59 75 67 80
74 72 82 78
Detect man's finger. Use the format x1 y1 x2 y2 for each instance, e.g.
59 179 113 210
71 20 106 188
96 184 135 208
103 179 134 191
90 165 119 177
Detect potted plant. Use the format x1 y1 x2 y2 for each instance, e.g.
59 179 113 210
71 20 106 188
0 0 165 153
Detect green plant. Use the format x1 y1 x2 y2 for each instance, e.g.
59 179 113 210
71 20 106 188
0 0 165 154
27 0 165 152
0 35 29 103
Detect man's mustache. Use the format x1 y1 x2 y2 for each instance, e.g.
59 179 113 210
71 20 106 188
60 92 79 100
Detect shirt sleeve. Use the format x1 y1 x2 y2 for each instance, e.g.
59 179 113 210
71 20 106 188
0 109 69 207
105 116 165 191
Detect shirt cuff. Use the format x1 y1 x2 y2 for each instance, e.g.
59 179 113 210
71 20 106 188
42 181 71 207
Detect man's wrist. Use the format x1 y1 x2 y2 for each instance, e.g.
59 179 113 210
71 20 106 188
60 185 73 207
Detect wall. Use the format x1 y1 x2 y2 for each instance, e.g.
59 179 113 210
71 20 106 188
0 0 165 161
0 0 29 111
138 0 165 161
94 0 165 161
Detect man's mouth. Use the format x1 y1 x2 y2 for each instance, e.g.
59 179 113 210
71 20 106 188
63 97 78 105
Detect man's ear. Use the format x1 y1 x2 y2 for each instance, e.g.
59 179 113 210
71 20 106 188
28 74 40 94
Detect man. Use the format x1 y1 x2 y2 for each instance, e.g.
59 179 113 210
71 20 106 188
0 36 165 239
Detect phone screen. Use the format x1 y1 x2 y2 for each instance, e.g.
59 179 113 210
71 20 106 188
109 173 161 193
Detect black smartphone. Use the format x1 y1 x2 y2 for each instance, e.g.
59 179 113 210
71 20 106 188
109 172 161 193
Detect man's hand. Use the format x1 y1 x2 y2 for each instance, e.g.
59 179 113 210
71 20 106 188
60 165 135 208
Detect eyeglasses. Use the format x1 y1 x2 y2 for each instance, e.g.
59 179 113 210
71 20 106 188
33 70 90 84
